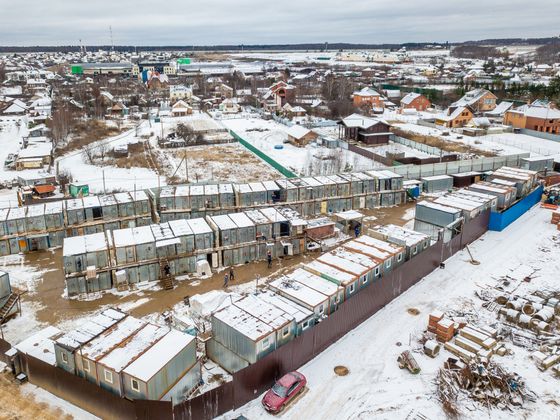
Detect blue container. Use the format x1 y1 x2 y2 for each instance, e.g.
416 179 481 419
274 145 284 150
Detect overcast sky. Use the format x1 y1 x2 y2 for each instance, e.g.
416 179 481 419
1 0 559 46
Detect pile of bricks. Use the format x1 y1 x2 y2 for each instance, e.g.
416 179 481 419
428 311 456 342
428 310 444 334
551 211 560 229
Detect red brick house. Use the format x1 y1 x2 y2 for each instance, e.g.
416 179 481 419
399 92 431 112
352 87 384 109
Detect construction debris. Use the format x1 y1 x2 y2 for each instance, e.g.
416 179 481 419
424 340 441 358
436 357 536 415
398 350 421 374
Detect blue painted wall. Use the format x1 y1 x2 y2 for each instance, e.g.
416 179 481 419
488 185 543 231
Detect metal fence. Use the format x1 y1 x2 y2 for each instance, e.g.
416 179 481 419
230 130 298 178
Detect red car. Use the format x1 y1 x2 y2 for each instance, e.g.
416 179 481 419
262 371 307 413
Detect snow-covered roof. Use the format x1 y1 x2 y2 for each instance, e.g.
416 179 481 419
213 304 274 341
270 276 329 308
341 113 388 129
15 326 60 365
63 232 108 256
233 294 294 330
286 124 312 139
400 92 422 105
123 329 195 382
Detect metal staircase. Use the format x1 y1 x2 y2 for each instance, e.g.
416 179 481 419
0 293 19 323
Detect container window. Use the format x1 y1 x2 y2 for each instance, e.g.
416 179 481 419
362 275 368 284
262 337 271 350
104 369 113 384
131 378 140 392
349 283 355 293
61 352 68 364
83 359 90 372
302 321 309 329
397 253 403 262
385 259 391 269
375 267 380 277
413 245 418 255
282 327 289 337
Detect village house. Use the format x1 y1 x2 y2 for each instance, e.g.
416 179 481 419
503 104 560 134
261 81 296 111
338 113 392 145
219 98 241 114
451 88 497 114
399 92 431 112
435 106 474 128
169 84 193 101
352 87 384 109
171 100 193 117
286 125 318 147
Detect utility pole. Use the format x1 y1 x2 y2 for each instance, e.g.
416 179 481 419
184 150 189 182
102 169 106 193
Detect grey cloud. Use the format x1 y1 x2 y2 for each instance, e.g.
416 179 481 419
0 0 558 45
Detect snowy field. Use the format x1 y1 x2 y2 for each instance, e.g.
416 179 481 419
393 123 530 157
221 206 560 420
222 117 385 176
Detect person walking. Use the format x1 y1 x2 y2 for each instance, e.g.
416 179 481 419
267 250 272 268
223 273 229 288
229 267 235 282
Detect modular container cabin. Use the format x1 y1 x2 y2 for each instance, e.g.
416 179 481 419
434 195 485 221
369 224 430 260
112 226 156 266
228 212 256 244
367 170 403 191
468 182 515 210
75 317 146 387
63 232 111 296
300 177 326 200
325 248 381 286
218 184 235 209
275 179 299 203
65 198 85 226
99 194 119 220
268 276 330 320
122 329 200 401
233 183 254 207
204 184 220 209
450 171 482 188
314 176 338 198
208 304 276 373
130 191 151 216
25 204 46 232
354 172 377 194
54 309 127 375
414 201 463 241
233 294 296 348
207 214 239 247
415 201 463 228
167 219 197 274
159 186 176 212
489 168 535 198
82 196 103 223
114 192 136 218
94 323 167 397
262 181 281 203
244 210 273 241
256 289 315 335
303 260 360 299
6 206 27 235
175 185 191 213
520 156 554 173
327 174 351 197
44 201 64 230
355 235 406 270
247 182 268 205
258 207 290 238
288 268 344 314
343 237 396 275
0 208 9 238
452 189 497 211
151 223 180 260
422 175 454 193
289 178 311 201
186 218 214 251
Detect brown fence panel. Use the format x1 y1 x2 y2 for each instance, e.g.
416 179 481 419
0 338 12 364
135 400 173 420
174 381 234 420
24 354 136 420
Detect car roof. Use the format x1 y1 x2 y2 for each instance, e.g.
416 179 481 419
277 372 301 387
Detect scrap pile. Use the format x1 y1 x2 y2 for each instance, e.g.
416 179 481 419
436 357 536 415
494 291 560 372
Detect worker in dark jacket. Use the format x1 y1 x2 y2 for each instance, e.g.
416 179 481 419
229 267 235 282
223 273 229 288
267 250 272 268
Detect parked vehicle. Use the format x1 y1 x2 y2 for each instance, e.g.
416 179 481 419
261 371 306 413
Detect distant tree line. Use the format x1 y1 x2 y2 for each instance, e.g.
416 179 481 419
451 45 509 60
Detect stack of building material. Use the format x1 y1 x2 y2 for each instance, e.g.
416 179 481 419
551 211 560 227
428 311 444 334
444 324 499 361
436 318 455 342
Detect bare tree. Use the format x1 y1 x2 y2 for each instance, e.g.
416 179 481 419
0 62 6 83
176 123 196 145
82 144 96 164
49 103 75 149
95 141 110 162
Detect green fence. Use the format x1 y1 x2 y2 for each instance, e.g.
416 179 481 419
229 130 297 178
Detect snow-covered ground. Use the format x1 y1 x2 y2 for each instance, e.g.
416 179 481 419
220 206 560 420
222 117 385 175
393 122 530 157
